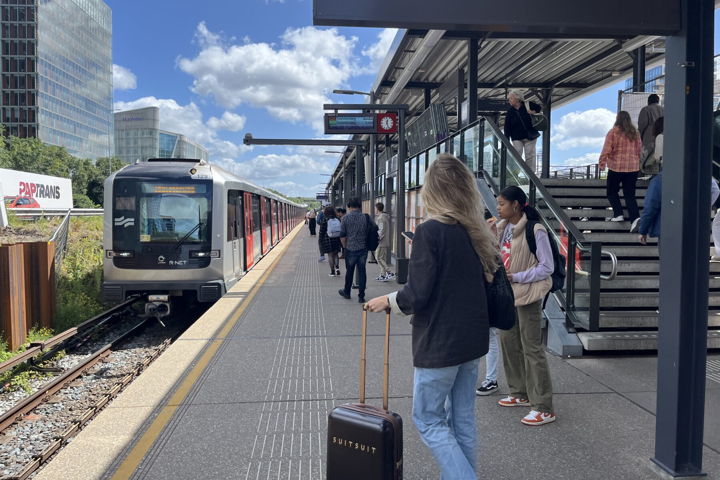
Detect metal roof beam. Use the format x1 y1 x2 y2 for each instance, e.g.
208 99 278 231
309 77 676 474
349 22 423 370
544 42 623 87
379 80 443 89
492 41 558 89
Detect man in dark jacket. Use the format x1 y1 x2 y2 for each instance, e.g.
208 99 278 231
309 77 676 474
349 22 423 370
504 90 540 173
338 198 372 303
638 94 664 150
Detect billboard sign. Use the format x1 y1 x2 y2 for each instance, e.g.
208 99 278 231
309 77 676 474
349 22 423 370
324 113 377 134
0 168 73 209
313 0 681 36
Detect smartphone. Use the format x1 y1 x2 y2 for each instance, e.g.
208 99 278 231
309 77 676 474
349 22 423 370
402 231 414 242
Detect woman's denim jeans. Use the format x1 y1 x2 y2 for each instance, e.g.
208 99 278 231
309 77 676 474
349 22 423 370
413 358 480 480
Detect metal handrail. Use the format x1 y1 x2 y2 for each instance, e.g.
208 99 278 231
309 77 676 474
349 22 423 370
482 118 588 244
49 210 72 268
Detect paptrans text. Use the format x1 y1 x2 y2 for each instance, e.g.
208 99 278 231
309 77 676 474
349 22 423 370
18 181 61 200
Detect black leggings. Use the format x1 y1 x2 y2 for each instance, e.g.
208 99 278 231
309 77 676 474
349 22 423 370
607 170 639 221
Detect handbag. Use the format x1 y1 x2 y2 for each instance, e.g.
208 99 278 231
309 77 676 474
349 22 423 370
530 113 548 131
485 262 516 330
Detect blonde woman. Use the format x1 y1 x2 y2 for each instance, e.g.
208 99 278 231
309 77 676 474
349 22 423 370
366 154 497 479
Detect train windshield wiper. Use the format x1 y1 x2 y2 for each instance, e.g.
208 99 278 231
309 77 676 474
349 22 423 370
174 221 203 250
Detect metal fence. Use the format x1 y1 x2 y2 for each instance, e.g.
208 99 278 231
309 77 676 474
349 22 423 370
49 210 72 268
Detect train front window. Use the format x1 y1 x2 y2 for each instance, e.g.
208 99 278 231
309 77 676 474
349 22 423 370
138 183 211 243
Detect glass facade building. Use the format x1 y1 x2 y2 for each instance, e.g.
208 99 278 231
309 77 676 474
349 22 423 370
1 0 113 159
114 106 208 164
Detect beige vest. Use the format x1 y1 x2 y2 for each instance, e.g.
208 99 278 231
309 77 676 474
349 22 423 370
497 214 552 306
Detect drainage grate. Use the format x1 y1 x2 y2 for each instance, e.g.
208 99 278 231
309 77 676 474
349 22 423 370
708 359 720 385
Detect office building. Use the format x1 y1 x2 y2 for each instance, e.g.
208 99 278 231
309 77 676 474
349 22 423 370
1 0 113 159
114 106 208 163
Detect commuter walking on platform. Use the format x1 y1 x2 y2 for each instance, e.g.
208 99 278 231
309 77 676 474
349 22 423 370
307 209 317 236
492 186 556 426
317 207 326 262
638 94 664 150
338 198 373 303
599 111 642 233
319 206 342 276
366 154 497 479
336 208 346 259
504 90 540 174
374 202 394 281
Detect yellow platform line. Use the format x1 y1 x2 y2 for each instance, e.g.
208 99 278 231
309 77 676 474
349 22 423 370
112 223 304 479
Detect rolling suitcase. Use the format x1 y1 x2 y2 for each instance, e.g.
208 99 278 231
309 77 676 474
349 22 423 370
326 308 403 479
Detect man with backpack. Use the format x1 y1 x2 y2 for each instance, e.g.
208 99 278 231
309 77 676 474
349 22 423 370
337 198 378 303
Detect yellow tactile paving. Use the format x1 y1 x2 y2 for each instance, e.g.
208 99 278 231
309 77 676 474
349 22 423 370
34 223 305 480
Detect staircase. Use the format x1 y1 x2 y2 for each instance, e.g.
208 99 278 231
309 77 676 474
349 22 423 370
540 178 720 351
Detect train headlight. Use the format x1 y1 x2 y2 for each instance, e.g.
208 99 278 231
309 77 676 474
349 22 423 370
106 250 134 258
190 250 220 258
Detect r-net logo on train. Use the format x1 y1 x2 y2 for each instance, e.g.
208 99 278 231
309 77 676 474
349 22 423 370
17 180 62 200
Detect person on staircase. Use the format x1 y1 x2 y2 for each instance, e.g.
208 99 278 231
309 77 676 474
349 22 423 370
504 90 540 174
638 94 664 151
599 111 642 233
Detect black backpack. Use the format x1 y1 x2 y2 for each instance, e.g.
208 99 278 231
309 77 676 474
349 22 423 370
364 214 380 251
524 220 566 293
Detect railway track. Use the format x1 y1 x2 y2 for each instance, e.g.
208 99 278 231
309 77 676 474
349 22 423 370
0 297 199 480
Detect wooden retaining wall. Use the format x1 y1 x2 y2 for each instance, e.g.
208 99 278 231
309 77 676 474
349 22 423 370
0 242 56 350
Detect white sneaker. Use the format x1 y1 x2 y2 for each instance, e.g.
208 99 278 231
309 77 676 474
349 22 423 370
385 272 396 279
606 215 624 222
521 410 556 426
629 218 640 233
711 256 720 263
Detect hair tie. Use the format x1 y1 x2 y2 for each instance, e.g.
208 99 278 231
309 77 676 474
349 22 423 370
524 202 529 208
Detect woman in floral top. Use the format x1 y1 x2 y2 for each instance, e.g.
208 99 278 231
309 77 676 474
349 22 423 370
599 111 643 232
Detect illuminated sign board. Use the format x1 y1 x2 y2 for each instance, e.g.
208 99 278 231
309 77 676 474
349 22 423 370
324 113 376 135
313 0 681 36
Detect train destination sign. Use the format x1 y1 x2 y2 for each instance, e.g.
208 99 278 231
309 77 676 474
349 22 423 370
313 0 681 36
324 113 376 135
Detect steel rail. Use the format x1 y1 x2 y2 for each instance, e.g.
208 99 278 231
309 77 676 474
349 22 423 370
0 318 150 433
0 296 142 377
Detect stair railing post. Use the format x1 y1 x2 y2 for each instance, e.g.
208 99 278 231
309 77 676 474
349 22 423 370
499 144 507 189
588 241 602 331
566 236 577 328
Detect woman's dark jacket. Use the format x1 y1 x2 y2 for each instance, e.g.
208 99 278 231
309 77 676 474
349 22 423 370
318 218 341 254
395 219 490 368
504 103 539 142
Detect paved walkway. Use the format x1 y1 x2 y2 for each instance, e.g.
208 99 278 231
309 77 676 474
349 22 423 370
41 229 720 479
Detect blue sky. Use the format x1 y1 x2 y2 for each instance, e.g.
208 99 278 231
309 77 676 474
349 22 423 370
107 1 720 198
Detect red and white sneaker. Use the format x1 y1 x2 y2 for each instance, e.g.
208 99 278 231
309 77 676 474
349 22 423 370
497 396 530 407
521 410 556 426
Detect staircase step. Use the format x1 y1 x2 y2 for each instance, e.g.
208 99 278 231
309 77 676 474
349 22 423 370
583 232 658 243
552 197 646 208
576 330 720 351
574 276 720 290
542 178 651 188
596 311 720 329
575 292 720 308
556 208 620 220
549 219 635 231
544 187 648 197
597 259 720 273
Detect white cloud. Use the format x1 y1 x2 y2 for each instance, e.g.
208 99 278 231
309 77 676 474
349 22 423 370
207 112 246 131
563 152 601 167
113 96 250 159
113 64 137 90
178 24 358 132
264 181 325 198
231 153 333 180
194 21 221 48
361 29 397 73
552 108 615 151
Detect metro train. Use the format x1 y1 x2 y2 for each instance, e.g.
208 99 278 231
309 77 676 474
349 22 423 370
102 158 305 316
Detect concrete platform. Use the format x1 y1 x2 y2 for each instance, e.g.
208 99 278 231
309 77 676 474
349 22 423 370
35 227 720 479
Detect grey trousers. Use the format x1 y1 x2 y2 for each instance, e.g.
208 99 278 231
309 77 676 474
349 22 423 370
376 246 392 275
499 300 554 413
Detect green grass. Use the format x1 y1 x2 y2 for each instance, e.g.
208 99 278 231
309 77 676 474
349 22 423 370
54 216 105 332
0 327 58 393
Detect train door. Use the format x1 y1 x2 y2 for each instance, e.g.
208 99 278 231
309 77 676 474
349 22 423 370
264 198 271 252
252 194 262 262
272 200 278 244
243 192 254 269
227 190 242 277
260 197 268 254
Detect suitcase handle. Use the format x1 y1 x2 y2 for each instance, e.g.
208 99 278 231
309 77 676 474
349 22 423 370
360 307 391 411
